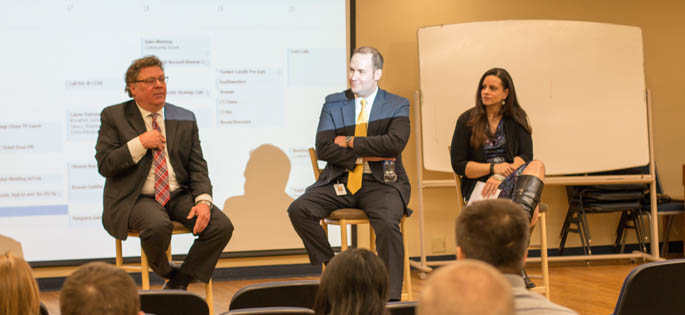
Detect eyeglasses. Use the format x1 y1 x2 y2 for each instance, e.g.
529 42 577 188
134 76 168 85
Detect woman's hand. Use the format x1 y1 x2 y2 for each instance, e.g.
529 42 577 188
494 163 515 177
481 176 502 198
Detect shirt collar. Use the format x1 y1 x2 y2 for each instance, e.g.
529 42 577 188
357 86 379 107
135 102 164 119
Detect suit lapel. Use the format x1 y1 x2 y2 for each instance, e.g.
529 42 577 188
125 101 147 135
163 104 177 155
368 89 386 136
343 99 356 134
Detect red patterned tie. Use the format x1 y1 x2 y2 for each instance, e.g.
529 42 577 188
151 113 170 206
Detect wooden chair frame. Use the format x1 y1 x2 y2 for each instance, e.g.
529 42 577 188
308 148 412 300
115 221 214 315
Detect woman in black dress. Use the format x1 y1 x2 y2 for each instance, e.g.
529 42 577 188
450 67 546 287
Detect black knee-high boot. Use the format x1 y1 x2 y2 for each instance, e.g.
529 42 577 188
512 175 544 220
513 175 544 289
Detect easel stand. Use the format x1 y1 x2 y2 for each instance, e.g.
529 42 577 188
411 89 662 278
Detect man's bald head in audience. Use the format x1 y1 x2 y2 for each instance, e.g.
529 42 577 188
419 259 515 315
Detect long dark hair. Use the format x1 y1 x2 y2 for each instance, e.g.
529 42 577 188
313 248 390 315
467 68 531 148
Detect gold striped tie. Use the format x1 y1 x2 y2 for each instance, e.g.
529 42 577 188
347 99 368 194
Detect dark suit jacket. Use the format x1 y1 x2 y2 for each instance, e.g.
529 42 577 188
309 88 411 210
95 100 212 240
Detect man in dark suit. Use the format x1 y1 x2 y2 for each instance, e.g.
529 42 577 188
96 55 233 290
288 46 411 300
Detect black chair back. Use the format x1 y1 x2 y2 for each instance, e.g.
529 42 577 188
139 290 209 315
228 280 320 311
612 259 685 315
221 306 315 315
386 301 417 315
39 301 49 315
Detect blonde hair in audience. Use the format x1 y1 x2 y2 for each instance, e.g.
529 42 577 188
419 259 515 315
0 251 41 315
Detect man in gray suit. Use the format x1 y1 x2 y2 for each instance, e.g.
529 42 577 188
96 55 233 290
455 199 576 315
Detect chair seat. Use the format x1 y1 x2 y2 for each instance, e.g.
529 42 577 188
584 191 645 201
583 201 642 212
325 208 368 220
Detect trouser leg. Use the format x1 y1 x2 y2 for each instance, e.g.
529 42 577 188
288 185 352 265
128 196 174 278
360 181 405 301
167 192 234 283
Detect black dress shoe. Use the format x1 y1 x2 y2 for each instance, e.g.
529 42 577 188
522 269 536 289
162 262 181 280
163 270 193 290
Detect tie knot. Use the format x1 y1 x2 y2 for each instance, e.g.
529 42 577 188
150 113 161 131
361 99 367 107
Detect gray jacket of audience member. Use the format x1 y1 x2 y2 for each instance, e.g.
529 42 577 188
504 274 578 315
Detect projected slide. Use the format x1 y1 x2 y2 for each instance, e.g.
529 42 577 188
0 0 348 261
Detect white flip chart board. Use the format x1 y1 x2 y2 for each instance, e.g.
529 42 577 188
417 20 649 175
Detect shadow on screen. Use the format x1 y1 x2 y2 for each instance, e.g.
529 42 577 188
222 144 302 251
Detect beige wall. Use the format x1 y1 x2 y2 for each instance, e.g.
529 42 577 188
355 0 685 257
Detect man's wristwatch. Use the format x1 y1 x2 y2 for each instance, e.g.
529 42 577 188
345 136 353 147
489 163 495 175
196 200 212 207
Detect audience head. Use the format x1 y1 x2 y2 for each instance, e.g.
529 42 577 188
60 262 143 315
419 259 515 315
313 248 390 315
0 251 41 315
455 199 530 274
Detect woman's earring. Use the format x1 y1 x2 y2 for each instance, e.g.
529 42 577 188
502 99 506 105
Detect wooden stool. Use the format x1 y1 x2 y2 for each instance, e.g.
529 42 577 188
321 209 413 301
308 148 413 300
115 221 215 315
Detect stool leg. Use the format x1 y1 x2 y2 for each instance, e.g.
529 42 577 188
321 220 328 236
340 219 348 251
206 279 214 315
321 220 329 271
401 217 412 300
540 212 550 299
370 225 377 254
140 247 150 290
115 239 123 267
166 244 172 261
